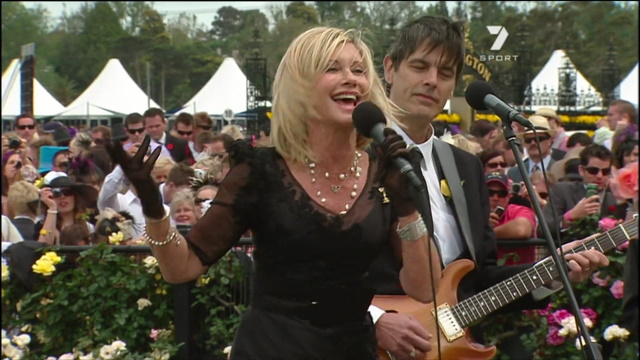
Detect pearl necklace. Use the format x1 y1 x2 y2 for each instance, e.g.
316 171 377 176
306 151 362 215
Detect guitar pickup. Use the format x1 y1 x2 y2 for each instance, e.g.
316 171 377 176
431 303 465 342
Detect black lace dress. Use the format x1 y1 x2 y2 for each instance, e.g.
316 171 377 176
186 141 395 360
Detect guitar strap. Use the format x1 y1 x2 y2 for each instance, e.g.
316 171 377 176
433 139 477 265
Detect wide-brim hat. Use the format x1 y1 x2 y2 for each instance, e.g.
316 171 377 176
520 115 556 138
53 126 72 145
47 176 99 204
534 107 560 122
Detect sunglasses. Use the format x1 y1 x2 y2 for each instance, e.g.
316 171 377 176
488 189 509 198
523 135 551 144
127 128 145 134
194 198 213 205
538 192 549 200
52 188 74 198
584 166 612 176
486 161 507 169
17 125 36 130
177 130 193 136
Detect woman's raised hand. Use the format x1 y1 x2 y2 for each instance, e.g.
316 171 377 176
106 135 165 219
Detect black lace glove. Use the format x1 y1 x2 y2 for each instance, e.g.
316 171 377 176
376 128 417 217
105 135 165 219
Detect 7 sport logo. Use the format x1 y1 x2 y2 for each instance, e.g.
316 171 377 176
486 26 509 51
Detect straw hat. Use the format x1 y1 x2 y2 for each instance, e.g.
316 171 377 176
521 115 556 138
534 107 560 122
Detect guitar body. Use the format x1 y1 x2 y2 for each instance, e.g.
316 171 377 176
373 259 497 360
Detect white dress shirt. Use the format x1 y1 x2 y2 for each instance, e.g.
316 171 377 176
391 123 465 266
528 154 552 174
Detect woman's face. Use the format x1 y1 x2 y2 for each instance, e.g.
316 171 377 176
623 145 638 166
312 42 368 127
53 188 76 214
173 203 197 225
3 154 21 181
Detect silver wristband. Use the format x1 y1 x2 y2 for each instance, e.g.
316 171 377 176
397 217 427 242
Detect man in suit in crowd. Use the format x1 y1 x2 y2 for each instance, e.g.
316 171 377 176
507 115 558 183
535 107 570 154
368 15 609 360
543 144 619 235
143 108 191 163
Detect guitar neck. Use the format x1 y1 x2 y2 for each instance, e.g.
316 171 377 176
452 218 638 328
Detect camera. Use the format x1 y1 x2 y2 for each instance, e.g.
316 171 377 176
51 188 63 198
8 137 21 149
510 183 521 194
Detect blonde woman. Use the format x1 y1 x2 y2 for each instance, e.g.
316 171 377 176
169 188 199 226
220 124 245 141
106 27 440 359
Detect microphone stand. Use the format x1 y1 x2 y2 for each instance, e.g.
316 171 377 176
501 122 603 360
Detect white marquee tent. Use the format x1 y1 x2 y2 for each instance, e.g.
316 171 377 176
2 58 66 119
177 57 270 116
54 58 161 119
529 49 603 111
616 63 638 106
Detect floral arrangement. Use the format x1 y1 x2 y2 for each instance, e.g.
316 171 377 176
2 244 246 359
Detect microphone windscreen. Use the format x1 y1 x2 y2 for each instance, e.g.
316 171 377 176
353 101 387 138
465 81 495 111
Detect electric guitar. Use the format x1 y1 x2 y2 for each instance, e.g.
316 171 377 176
373 216 638 360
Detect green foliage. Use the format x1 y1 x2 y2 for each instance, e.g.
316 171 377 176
2 244 246 359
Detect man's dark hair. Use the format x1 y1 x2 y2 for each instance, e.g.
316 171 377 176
609 99 638 124
387 15 465 81
91 125 111 140
614 138 638 169
175 112 194 127
579 144 612 166
14 113 35 127
196 131 216 147
124 112 144 127
258 123 271 137
469 119 497 139
566 132 593 148
166 163 194 187
143 108 166 122
478 148 503 168
215 133 235 152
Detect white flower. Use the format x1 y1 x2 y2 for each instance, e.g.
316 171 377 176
11 334 31 348
575 335 598 350
3 343 24 359
78 352 94 360
111 340 127 352
1 329 6 339
604 324 631 341
143 256 158 273
137 298 152 310
584 318 593 328
223 346 232 360
2 337 10 346
99 344 116 360
559 316 578 336
59 353 75 360
45 357 58 360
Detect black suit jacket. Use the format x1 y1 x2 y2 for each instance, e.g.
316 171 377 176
11 217 36 241
164 132 191 163
368 141 549 316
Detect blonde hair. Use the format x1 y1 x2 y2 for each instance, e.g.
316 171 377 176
220 124 244 141
70 132 94 157
153 157 176 173
7 180 39 218
452 134 482 155
271 26 402 164
169 188 197 218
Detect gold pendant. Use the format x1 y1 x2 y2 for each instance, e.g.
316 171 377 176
378 187 390 204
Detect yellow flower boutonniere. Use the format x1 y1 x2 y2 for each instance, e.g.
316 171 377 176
440 179 465 201
109 231 124 245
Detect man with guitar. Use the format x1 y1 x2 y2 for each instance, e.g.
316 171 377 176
367 15 613 360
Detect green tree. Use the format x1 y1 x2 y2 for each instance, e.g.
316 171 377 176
1 2 49 71
286 1 320 24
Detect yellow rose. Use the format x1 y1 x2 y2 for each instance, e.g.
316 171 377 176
440 179 451 199
43 252 62 265
109 231 124 245
32 259 56 276
2 263 9 282
34 178 45 189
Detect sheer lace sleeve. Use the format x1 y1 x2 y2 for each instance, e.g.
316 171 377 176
185 140 257 266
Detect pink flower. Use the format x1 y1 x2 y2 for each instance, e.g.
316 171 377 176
598 217 618 232
580 308 598 323
610 280 624 299
547 326 566 346
592 271 612 287
547 309 572 327
610 162 638 200
149 329 159 341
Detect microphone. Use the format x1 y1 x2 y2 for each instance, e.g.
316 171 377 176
465 80 534 129
352 101 424 190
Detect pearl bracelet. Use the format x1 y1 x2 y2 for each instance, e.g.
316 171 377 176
143 226 180 247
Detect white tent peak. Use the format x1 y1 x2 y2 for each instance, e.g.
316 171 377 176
55 58 161 119
529 49 603 110
178 57 267 116
2 58 66 119
616 63 638 107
